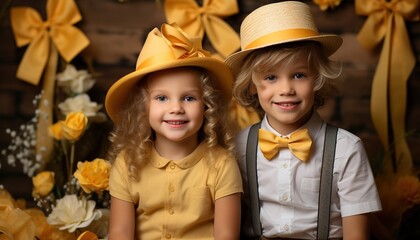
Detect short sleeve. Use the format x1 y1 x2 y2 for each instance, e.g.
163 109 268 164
109 152 134 203
214 153 243 200
336 136 382 217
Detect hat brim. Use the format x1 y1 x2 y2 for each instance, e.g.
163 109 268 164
105 57 233 122
225 35 343 76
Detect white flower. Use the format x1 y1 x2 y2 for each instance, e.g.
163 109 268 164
56 64 95 95
58 94 106 122
47 194 102 233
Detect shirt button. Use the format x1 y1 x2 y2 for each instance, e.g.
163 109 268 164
169 209 174 215
170 164 176 170
282 163 288 168
165 234 171 239
169 186 175 192
284 224 289 231
282 193 288 201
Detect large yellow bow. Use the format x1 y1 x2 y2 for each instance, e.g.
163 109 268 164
164 0 240 58
258 128 313 162
10 0 90 85
356 0 419 175
10 0 89 167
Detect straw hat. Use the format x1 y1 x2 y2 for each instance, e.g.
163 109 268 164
105 23 233 122
225 1 343 74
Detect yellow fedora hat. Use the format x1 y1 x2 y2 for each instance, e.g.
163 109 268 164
105 23 233 122
225 1 343 75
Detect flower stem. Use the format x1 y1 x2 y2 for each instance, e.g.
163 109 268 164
61 140 70 181
69 143 75 182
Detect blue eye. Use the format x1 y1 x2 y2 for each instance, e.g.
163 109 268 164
184 96 196 102
156 96 167 102
264 75 277 81
294 73 305 79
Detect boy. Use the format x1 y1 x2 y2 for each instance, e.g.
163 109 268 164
226 1 382 239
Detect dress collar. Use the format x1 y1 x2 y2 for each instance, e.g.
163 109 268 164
150 141 207 169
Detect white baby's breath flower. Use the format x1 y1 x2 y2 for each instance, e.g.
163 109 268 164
58 94 106 122
56 64 95 95
47 194 102 233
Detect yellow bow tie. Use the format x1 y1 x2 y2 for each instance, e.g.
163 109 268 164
258 128 313 161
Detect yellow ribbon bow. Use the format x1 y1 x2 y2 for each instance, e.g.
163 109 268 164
136 23 210 71
10 0 90 167
356 0 419 175
164 0 240 58
10 0 90 85
258 128 313 161
161 23 211 59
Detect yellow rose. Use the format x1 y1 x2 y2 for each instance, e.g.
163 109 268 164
60 112 88 142
74 158 111 193
32 171 55 197
48 122 63 140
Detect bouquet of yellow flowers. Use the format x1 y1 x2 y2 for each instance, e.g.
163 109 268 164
1 64 111 239
31 111 111 237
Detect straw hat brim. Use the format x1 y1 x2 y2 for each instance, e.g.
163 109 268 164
105 57 233 122
225 35 342 76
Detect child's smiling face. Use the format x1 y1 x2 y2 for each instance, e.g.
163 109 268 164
147 68 205 147
253 56 316 135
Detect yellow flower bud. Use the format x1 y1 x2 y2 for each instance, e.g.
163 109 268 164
74 158 111 193
48 122 63 140
32 171 55 197
60 112 88 142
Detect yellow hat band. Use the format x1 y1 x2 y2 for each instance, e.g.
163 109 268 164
244 28 319 50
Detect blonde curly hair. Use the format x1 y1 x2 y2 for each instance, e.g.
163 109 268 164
107 67 237 181
233 41 342 116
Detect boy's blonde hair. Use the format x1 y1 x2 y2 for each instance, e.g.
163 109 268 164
233 41 342 116
108 67 237 181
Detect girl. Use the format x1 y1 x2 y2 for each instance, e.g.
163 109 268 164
105 23 243 240
225 1 381 239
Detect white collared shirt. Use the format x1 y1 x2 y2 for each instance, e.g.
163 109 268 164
235 112 382 239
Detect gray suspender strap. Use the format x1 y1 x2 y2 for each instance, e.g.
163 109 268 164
246 122 262 237
316 124 338 240
246 122 338 239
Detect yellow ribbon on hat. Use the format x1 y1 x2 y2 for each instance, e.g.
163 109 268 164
356 0 419 175
10 0 89 166
161 23 211 58
258 128 313 161
136 23 210 71
164 0 240 58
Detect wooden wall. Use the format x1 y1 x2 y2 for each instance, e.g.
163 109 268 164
1 0 419 230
